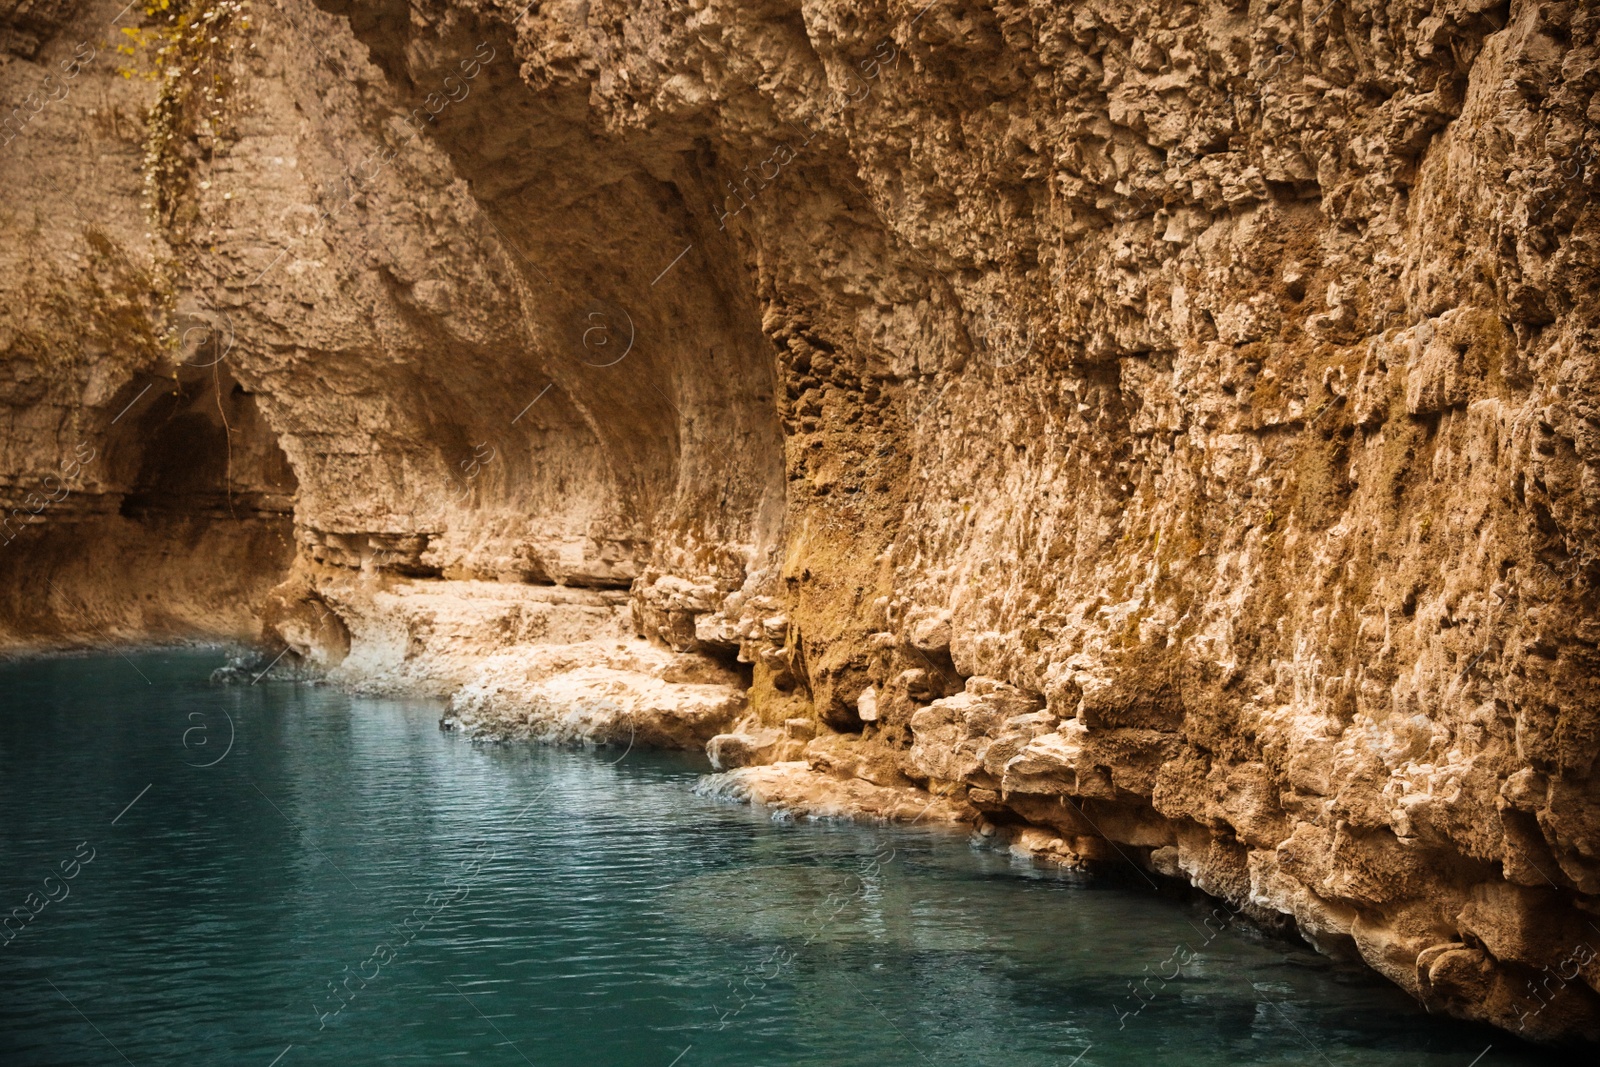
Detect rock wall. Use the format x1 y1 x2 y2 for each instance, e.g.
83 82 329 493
3 0 1599 1043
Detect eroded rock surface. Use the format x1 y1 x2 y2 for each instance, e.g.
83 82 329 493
3 0 1599 1042
449 638 747 747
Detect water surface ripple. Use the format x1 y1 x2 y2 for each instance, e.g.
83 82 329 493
0 652 1561 1065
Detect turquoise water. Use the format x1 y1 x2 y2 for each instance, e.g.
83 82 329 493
0 651 1563 1066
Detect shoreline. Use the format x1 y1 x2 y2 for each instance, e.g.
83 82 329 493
12 638 1596 1051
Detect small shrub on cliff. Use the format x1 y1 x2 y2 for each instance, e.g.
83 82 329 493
3 228 174 387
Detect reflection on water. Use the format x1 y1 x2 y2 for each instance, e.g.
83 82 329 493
0 651 1564 1065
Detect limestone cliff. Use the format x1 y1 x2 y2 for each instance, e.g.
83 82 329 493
3 0 1599 1043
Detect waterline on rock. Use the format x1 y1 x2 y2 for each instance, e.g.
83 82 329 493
0 652 1563 1066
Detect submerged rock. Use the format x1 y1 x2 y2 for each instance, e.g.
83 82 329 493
697 762 973 826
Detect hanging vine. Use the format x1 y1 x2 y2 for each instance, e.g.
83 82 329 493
114 0 254 232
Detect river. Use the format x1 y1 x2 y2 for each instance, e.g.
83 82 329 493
0 651 1560 1065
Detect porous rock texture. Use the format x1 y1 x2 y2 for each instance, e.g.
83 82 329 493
2 0 1599 1042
